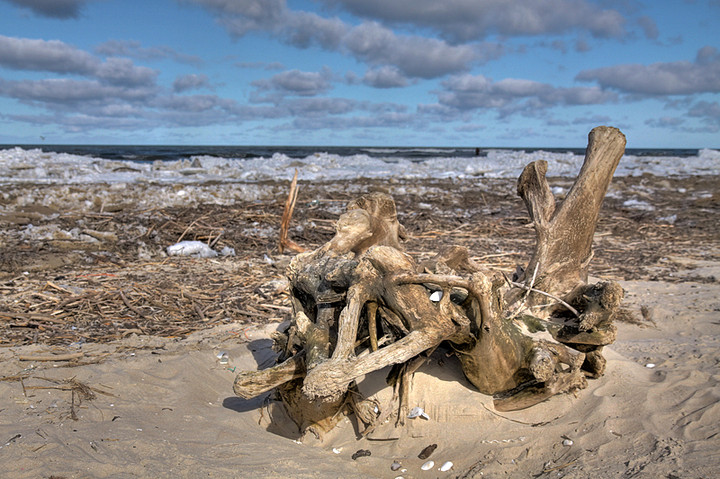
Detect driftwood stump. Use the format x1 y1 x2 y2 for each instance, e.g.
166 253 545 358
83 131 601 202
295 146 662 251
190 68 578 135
234 126 627 437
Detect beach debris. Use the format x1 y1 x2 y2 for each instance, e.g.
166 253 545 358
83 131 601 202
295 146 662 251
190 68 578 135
351 449 371 460
421 460 435 471
332 447 342 454
233 127 627 439
439 461 453 472
407 407 430 420
278 169 306 254
390 461 402 471
167 241 217 258
18 352 84 362
4 434 21 446
418 444 437 460
216 352 229 365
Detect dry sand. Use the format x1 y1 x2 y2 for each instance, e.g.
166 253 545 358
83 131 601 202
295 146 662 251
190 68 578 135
0 177 718 478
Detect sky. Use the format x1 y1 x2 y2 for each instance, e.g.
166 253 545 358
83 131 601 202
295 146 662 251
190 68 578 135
0 0 718 148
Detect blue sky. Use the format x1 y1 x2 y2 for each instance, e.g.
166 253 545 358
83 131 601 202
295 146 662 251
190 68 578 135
0 0 718 147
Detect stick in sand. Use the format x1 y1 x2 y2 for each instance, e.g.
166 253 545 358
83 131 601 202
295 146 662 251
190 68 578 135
278 169 306 254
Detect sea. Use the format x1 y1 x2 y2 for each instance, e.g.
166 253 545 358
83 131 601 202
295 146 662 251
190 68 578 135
0 144 718 185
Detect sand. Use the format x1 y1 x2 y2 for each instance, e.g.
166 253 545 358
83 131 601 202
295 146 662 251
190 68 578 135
0 177 718 478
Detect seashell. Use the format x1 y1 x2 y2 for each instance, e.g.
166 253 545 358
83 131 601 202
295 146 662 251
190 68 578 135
216 352 229 364
408 406 430 420
429 290 443 302
562 439 574 446
391 461 402 471
421 460 435 471
332 447 342 454
645 363 656 368
439 461 453 472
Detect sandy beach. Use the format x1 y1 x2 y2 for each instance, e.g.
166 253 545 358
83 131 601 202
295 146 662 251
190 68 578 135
1 175 718 478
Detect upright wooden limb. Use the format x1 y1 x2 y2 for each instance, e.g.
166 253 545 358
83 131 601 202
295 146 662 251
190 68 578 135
517 126 626 300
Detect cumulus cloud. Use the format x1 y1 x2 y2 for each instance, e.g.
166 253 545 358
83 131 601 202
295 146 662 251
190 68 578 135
361 66 409 88
320 0 628 42
344 22 476 78
688 100 720 130
436 73 617 116
184 0 286 36
576 46 720 95
0 35 97 74
94 57 157 87
251 68 333 101
0 35 159 87
1 0 93 19
185 0 483 79
282 11 347 50
0 78 155 105
95 40 203 65
173 73 210 92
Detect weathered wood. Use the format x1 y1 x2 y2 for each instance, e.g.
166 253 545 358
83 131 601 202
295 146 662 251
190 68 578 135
517 126 626 300
278 169 306 254
233 354 305 399
234 127 627 435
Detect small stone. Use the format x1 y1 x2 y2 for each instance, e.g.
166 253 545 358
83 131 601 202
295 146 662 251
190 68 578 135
418 444 437 459
391 461 402 471
421 460 435 471
562 439 574 446
430 290 443 302
645 363 656 368
440 461 454 472
352 449 371 460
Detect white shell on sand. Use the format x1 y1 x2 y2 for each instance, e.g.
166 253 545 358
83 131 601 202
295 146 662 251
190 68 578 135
421 460 434 470
429 290 443 302
440 461 453 471
408 407 430 420
563 439 574 446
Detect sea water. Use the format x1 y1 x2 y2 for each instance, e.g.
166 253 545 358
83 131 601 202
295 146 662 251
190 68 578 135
0 145 717 185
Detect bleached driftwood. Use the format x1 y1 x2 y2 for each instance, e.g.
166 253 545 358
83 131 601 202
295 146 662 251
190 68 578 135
234 126 627 437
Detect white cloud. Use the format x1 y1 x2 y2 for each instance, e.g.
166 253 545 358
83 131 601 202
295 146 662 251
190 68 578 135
251 68 334 101
436 73 617 116
95 40 203 65
361 66 409 88
0 35 97 74
173 73 210 92
344 22 476 78
321 0 628 41
576 46 720 95
185 0 483 79
0 35 159 87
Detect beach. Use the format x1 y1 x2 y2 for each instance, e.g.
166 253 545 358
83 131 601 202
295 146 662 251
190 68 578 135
1 157 719 477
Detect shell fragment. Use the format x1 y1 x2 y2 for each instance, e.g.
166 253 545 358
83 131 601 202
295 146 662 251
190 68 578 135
407 406 430 420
